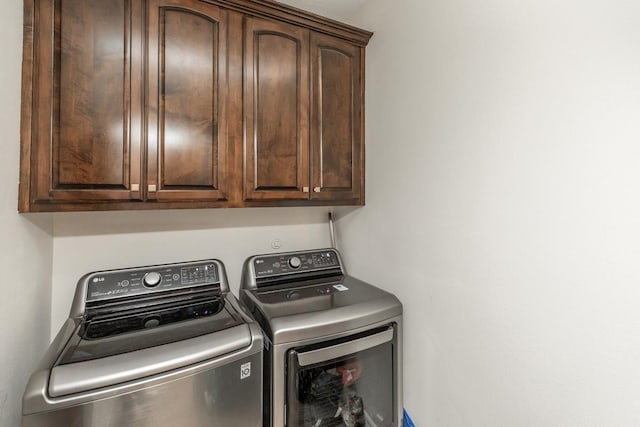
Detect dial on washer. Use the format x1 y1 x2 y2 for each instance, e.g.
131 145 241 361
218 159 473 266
143 271 162 287
288 256 302 269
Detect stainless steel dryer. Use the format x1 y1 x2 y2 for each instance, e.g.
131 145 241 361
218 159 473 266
23 259 263 427
240 248 403 427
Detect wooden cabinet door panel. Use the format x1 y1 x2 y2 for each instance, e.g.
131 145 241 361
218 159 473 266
244 17 310 200
310 33 363 202
31 0 143 203
147 0 228 202
20 0 370 211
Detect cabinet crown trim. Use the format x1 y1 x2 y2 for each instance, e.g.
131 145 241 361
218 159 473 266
203 0 373 45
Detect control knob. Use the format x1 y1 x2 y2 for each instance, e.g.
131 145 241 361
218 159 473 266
143 271 162 287
143 316 161 328
287 291 301 300
288 256 302 269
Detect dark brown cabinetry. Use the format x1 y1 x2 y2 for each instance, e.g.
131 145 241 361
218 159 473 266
244 17 310 201
244 18 363 204
23 0 144 206
146 0 229 202
310 32 363 202
19 0 371 212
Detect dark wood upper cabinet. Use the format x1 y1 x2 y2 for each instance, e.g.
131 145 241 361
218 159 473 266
244 18 365 204
19 0 371 212
147 0 229 202
244 17 310 201
310 32 363 202
22 0 144 209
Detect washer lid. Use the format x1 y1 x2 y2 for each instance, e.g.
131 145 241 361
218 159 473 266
242 275 402 344
49 323 252 397
59 296 242 365
49 295 253 397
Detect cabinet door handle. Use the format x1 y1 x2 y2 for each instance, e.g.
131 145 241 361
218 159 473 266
131 184 139 192
148 184 157 192
313 187 321 193
303 187 309 193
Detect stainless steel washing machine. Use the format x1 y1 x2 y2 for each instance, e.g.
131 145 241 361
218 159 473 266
23 259 263 427
239 248 403 427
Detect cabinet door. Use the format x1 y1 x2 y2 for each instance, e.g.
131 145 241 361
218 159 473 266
310 33 364 203
27 0 144 206
244 17 310 201
146 0 228 202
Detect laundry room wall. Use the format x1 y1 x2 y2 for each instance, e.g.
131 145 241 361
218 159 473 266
50 209 332 337
276 0 364 24
337 0 640 425
0 2 54 426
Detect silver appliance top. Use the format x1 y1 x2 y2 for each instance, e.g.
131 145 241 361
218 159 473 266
239 249 402 344
42 259 257 398
49 296 252 397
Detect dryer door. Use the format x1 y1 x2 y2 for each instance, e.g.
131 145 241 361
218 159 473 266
286 324 398 427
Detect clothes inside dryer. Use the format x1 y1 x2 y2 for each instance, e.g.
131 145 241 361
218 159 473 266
289 327 395 427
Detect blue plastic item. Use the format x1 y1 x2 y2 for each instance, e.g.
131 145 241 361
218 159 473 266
403 408 415 427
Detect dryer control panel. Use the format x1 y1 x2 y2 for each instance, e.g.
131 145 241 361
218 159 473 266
244 249 344 289
254 250 339 278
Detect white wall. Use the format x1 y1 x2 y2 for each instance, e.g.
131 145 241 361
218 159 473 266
9 0 640 424
276 0 365 24
339 0 640 425
0 2 54 426
51 208 332 336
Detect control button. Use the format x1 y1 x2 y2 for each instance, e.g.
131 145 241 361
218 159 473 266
287 291 301 300
120 280 129 287
143 317 161 328
143 272 162 287
288 256 302 269
172 274 180 281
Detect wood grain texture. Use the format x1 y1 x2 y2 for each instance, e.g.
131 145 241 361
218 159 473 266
256 34 299 187
317 48 353 188
244 16 309 200
147 0 228 201
57 0 126 186
21 197 360 212
161 9 216 188
18 0 35 212
28 0 142 205
310 32 363 202
226 10 244 207
19 0 369 211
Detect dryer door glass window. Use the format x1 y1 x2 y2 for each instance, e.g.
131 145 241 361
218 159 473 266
286 325 397 427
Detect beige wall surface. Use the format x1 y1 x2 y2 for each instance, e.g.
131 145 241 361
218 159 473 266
339 0 640 425
10 0 640 425
50 208 333 336
0 2 54 426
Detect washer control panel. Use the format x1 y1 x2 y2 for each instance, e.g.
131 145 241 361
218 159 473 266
86 261 219 302
253 250 340 279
